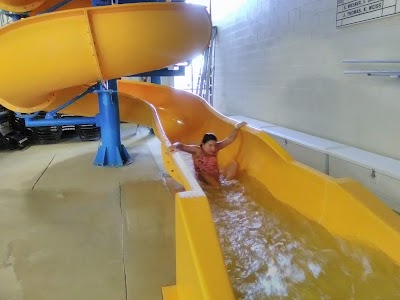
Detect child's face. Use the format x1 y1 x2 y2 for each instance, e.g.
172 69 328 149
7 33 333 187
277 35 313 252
202 140 217 155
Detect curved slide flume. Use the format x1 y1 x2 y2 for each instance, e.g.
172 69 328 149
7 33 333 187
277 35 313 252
118 81 400 271
0 2 211 112
0 1 400 300
40 80 400 299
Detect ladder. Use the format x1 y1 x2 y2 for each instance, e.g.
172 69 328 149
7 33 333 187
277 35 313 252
196 26 217 105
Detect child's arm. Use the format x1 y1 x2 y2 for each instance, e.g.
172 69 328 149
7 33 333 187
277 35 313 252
169 142 200 155
216 121 247 150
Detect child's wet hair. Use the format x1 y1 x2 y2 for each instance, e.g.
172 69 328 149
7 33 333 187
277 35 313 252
202 133 217 145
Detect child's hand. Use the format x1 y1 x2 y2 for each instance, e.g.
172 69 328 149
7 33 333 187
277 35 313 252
168 145 177 153
235 121 247 129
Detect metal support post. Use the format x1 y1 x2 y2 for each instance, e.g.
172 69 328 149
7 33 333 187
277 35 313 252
93 80 132 167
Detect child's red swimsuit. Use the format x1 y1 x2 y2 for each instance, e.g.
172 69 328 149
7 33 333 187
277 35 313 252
193 150 220 182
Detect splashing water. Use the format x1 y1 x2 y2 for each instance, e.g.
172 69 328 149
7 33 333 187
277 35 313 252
204 176 400 300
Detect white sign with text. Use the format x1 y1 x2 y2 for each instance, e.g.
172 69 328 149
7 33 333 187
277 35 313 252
337 0 400 27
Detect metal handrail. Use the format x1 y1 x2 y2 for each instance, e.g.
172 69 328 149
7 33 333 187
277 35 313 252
343 60 400 64
343 59 400 79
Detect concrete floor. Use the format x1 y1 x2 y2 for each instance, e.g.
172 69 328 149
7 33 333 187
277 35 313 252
0 124 176 300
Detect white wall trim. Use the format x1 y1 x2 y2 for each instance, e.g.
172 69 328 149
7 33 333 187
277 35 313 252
230 115 400 212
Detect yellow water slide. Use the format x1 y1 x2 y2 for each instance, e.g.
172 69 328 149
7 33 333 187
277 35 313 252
0 2 211 112
43 81 400 299
0 1 400 300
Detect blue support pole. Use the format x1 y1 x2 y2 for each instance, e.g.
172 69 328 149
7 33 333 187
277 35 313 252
94 80 132 167
8 13 25 21
25 117 98 127
150 76 161 84
45 84 97 118
89 0 131 167
147 76 161 135
17 84 99 128
91 0 112 6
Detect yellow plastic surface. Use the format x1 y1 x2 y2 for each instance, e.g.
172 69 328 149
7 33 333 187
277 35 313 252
0 0 44 13
0 2 399 299
162 286 178 300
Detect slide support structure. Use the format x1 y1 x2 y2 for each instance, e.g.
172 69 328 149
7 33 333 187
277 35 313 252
150 76 161 84
91 0 131 167
16 85 99 127
93 80 132 167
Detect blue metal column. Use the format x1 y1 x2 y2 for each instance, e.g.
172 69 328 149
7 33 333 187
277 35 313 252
91 0 131 167
91 0 112 6
148 76 161 135
94 80 132 167
150 76 161 84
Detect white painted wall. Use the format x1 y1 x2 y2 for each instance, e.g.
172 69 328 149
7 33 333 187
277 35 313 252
161 76 174 87
121 76 174 87
212 0 400 160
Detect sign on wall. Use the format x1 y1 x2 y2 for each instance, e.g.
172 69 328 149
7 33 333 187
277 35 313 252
337 0 400 27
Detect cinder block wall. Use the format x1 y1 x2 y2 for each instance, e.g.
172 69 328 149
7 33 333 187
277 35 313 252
212 0 400 160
